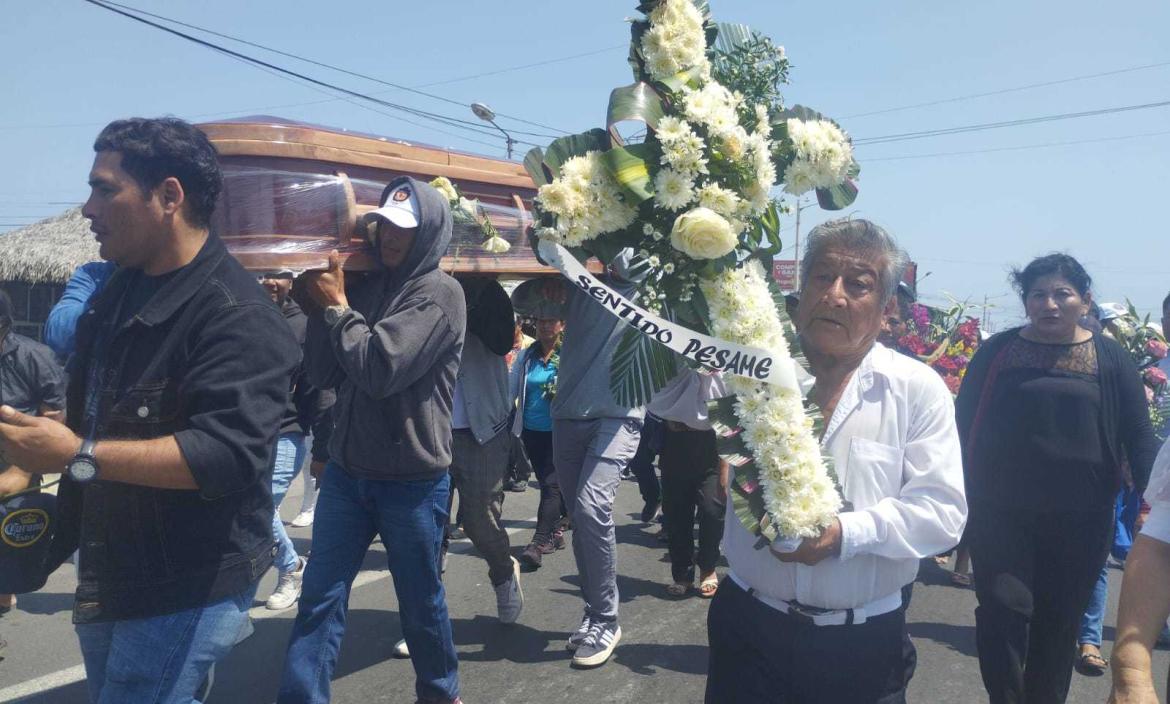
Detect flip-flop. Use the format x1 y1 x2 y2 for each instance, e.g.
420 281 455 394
698 575 719 599
666 582 690 597
951 572 972 587
1075 651 1108 676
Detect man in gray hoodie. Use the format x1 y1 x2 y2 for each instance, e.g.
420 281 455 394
552 253 645 669
278 177 465 704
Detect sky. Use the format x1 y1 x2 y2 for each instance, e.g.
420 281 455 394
2 0 1167 328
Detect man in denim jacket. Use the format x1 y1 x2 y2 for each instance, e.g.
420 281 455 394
0 117 297 703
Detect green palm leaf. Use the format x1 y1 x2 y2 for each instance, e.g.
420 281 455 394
609 325 677 408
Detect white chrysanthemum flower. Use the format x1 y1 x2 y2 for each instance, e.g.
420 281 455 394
653 168 695 211
781 118 854 195
697 183 741 218
536 151 636 247
655 115 692 143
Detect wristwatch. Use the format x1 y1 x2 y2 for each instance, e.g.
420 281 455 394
324 305 350 326
66 439 100 484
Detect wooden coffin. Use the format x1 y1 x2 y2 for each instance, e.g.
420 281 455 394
199 117 569 276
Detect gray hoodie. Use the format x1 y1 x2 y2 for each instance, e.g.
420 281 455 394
304 176 467 481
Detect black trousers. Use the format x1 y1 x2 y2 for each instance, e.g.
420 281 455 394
968 504 1113 704
627 415 663 506
522 429 564 543
706 578 915 703
659 425 724 583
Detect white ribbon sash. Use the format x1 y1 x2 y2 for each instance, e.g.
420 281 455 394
539 239 803 392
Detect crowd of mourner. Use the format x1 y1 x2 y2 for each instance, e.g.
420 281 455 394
2 116 1170 704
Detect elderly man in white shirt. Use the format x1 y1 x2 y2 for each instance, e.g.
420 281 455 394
1109 436 1170 704
705 218 968 704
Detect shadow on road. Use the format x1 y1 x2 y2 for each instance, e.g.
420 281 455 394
907 621 978 657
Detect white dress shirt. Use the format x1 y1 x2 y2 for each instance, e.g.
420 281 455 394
723 343 968 611
646 368 729 430
1139 438 1170 543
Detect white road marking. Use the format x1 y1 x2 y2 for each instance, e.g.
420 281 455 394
0 516 536 702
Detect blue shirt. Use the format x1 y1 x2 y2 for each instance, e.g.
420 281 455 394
45 261 116 361
522 351 557 432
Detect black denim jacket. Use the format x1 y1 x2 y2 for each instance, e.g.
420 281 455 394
47 235 298 624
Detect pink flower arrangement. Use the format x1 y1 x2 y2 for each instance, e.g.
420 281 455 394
1147 339 1169 360
1145 366 1168 388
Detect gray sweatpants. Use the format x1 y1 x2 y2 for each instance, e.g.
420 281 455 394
552 417 643 622
450 429 514 586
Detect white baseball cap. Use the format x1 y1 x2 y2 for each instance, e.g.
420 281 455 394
365 182 420 229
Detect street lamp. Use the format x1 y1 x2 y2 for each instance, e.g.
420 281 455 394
470 102 517 159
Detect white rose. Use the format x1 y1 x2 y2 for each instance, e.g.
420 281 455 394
481 235 512 254
429 177 458 203
670 207 737 260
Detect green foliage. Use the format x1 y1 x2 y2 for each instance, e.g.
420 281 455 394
609 325 679 408
710 23 789 113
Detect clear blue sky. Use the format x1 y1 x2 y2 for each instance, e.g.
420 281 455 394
3 0 1167 327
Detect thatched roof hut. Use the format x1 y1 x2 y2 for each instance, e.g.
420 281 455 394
0 208 97 341
0 207 97 286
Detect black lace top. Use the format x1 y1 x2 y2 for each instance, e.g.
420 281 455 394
977 335 1114 511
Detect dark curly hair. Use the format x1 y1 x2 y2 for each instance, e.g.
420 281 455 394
1010 253 1092 302
93 117 222 228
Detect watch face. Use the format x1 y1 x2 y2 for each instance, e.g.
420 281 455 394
69 458 98 483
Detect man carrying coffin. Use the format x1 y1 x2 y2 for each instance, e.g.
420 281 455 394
705 218 967 704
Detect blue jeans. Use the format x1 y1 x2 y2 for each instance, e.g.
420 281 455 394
1078 564 1109 646
272 433 309 574
277 462 458 703
75 587 255 704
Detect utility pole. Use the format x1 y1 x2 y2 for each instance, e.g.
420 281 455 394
793 199 802 268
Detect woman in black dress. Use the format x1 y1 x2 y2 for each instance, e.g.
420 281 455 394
956 254 1158 703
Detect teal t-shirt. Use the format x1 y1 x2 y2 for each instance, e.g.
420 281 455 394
522 349 558 432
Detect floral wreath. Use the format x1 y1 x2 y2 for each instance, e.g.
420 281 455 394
524 0 860 543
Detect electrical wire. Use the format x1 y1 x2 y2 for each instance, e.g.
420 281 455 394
853 99 1170 146
840 60 1170 119
99 0 565 137
80 0 545 151
862 129 1170 161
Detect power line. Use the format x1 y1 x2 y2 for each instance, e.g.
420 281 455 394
99 0 564 137
0 42 622 132
863 129 1170 161
853 99 1170 146
80 0 546 152
416 45 626 88
840 60 1170 119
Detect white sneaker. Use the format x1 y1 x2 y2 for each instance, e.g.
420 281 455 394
393 637 410 658
289 509 315 528
266 556 306 610
493 557 524 624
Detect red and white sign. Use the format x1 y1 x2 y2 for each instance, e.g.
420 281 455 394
772 259 798 291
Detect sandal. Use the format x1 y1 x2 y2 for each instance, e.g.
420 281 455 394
1075 650 1108 676
698 574 719 599
950 572 972 588
666 581 690 597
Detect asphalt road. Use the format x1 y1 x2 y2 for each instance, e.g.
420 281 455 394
1 476 1166 703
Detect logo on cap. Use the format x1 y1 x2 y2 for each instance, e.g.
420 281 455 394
392 187 412 202
2 508 49 548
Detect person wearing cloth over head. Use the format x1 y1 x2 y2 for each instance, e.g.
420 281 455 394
546 252 645 669
447 274 525 621
0 117 299 703
256 269 336 612
705 219 967 704
278 177 466 704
